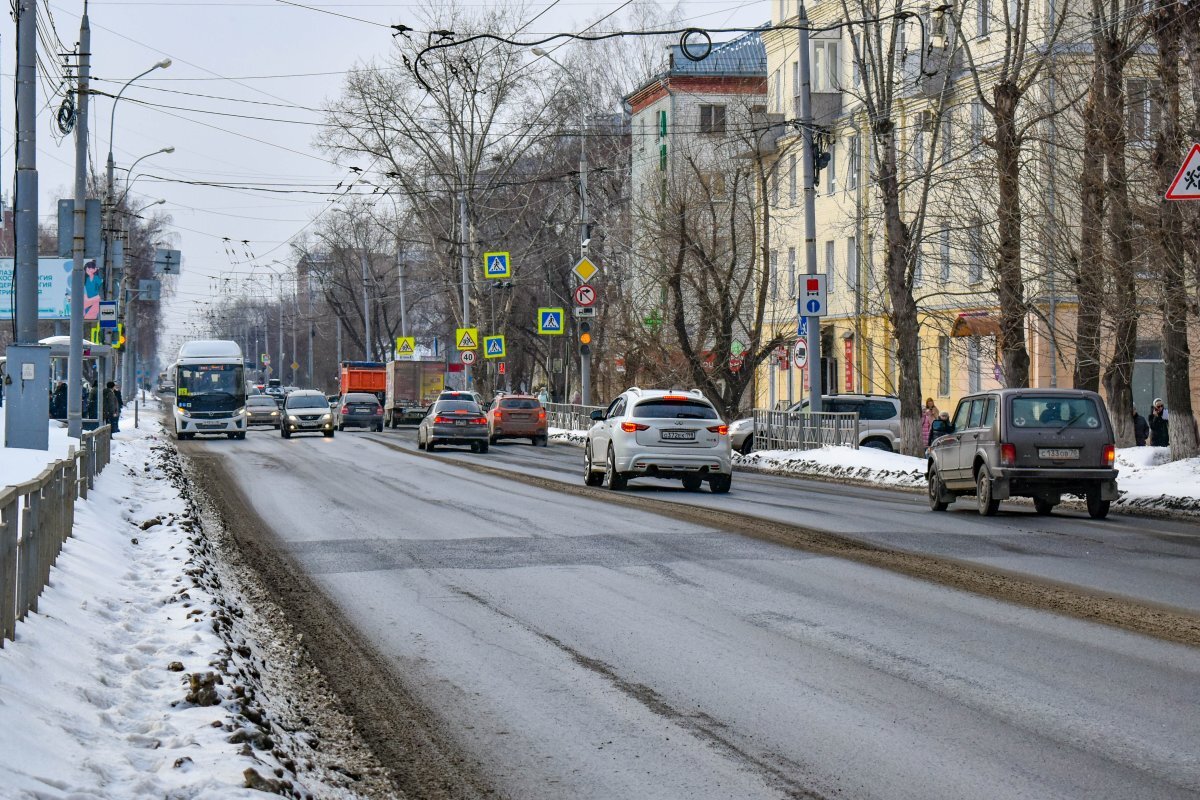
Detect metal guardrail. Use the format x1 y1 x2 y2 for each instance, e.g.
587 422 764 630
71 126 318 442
751 409 860 451
0 425 111 647
544 402 604 432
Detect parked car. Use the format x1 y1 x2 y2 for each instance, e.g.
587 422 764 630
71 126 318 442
417 399 489 453
729 394 901 453
584 388 732 493
337 392 384 432
487 394 548 446
280 390 336 439
926 388 1118 518
245 394 282 428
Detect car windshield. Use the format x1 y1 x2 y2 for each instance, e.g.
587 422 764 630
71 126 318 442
247 397 276 407
632 398 719 420
434 401 481 414
286 395 329 410
1010 396 1103 429
500 398 539 409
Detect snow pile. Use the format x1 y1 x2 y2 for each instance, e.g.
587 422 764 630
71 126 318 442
549 426 587 447
735 446 928 489
1113 446 1200 513
0 405 80 487
0 421 388 798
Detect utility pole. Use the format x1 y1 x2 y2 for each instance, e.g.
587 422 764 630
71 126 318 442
459 190 471 387
799 3 823 413
290 279 297 383
358 247 372 360
277 286 284 381
6 0 49 449
397 252 408 338
578 104 591 405
67 11 91 439
306 273 314 386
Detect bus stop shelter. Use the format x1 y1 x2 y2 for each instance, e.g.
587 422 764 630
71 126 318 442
38 336 114 428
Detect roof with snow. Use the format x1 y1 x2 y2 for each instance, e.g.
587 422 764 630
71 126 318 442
666 27 768 77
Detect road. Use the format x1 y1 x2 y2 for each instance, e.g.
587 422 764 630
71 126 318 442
179 427 1200 800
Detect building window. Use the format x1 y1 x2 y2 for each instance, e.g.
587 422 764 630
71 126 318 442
659 144 667 171
851 35 862 87
787 247 797 297
770 249 779 299
789 154 798 204
699 104 727 134
968 221 983 284
812 41 840 92
977 0 991 37
970 101 985 154
864 338 874 391
941 116 953 165
938 336 950 396
940 222 951 281
699 172 727 198
1127 79 1161 144
848 135 859 190
659 109 667 138
847 236 858 291
771 165 780 206
968 337 982 393
825 240 836 294
913 247 924 286
639 118 645 151
827 142 837 194
866 234 875 286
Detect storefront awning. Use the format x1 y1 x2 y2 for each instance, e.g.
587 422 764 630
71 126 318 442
951 312 1001 338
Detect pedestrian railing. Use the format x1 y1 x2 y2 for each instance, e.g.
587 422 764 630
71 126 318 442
545 402 605 432
0 425 111 647
751 409 860 451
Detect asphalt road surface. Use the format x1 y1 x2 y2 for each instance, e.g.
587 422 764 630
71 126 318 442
179 427 1200 800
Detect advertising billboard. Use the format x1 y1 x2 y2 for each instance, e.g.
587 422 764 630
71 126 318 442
0 258 103 320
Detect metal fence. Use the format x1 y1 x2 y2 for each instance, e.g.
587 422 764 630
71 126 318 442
1 425 111 647
545 402 604 432
751 409 860 451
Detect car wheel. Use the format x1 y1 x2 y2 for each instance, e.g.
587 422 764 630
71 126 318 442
338 423 344 431
862 438 893 452
1033 498 1056 515
682 475 703 491
584 446 604 486
928 470 950 511
739 435 753 455
490 435 498 445
605 447 626 491
426 439 436 452
325 430 335 438
538 435 548 447
709 474 732 494
1086 489 1110 520
976 469 1000 516
376 422 383 432
227 433 236 439
281 428 290 439
479 442 489 454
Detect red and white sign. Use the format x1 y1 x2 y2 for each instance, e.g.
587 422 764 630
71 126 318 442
844 338 855 392
574 283 597 307
730 355 744 372
1165 143 1200 200
793 339 808 369
460 350 477 365
498 362 506 375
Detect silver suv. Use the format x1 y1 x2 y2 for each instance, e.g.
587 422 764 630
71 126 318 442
731 394 901 453
584 388 732 493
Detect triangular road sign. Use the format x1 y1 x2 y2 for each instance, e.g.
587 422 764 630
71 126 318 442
456 327 479 349
395 336 415 356
1165 143 1200 200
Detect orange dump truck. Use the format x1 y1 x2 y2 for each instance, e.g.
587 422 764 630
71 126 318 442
339 361 387 399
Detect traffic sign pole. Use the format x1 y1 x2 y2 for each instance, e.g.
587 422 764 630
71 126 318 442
799 3 822 413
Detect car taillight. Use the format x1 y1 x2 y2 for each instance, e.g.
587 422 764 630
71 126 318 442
1000 443 1016 466
621 421 649 432
494 409 502 420
707 424 729 435
434 416 452 424
1103 444 1115 466
341 406 349 414
474 417 487 425
375 405 383 414
538 410 546 421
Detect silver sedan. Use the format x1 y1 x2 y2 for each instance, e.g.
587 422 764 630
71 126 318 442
417 400 489 453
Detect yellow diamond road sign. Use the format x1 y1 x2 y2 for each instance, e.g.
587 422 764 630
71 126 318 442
395 336 416 356
572 256 599 282
456 327 479 350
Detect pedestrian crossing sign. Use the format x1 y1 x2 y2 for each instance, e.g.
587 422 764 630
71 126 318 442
456 327 479 350
537 308 564 335
483 251 511 279
395 336 416 357
484 335 506 359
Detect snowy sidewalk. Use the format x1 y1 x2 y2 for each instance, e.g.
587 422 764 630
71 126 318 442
0 417 393 798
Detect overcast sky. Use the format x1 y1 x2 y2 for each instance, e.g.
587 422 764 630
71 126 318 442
4 0 767 365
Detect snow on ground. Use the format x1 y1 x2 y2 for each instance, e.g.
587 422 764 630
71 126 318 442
548 426 587 447
0 405 80 487
0 408 392 799
735 446 928 489
1113 446 1200 513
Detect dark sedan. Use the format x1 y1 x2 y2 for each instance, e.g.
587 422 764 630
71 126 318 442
245 395 282 428
417 400 489 453
337 392 384 432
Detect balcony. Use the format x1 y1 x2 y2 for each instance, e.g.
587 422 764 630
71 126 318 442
794 92 843 128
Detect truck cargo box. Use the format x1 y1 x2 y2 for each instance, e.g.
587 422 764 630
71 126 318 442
385 360 446 426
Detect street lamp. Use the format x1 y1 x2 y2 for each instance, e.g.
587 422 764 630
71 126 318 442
117 146 174 209
531 47 593 404
131 198 166 217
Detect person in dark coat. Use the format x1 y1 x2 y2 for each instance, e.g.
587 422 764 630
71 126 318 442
1131 406 1149 447
103 381 121 433
928 411 954 445
1148 398 1169 446
50 382 68 419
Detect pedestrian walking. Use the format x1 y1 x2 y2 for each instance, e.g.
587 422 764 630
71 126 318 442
929 411 954 444
1148 398 1169 447
1131 406 1149 447
537 386 549 405
921 397 939 446
103 381 121 433
50 381 68 420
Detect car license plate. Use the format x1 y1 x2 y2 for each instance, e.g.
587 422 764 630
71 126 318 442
1039 448 1079 460
197 423 224 430
661 430 695 441
455 420 467 426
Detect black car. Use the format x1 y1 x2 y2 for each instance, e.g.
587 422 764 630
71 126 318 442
337 392 384 432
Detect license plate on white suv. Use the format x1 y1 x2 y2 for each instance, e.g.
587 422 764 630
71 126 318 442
1039 448 1079 460
660 430 695 441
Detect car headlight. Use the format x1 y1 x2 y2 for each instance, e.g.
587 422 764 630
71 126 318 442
288 414 299 422
321 413 331 421
271 411 279 416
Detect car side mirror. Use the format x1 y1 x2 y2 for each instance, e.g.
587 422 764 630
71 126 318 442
590 410 604 421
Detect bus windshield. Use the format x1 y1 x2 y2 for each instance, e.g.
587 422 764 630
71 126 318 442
177 364 245 411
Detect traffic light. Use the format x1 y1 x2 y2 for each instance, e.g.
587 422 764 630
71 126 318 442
113 323 126 351
579 320 592 356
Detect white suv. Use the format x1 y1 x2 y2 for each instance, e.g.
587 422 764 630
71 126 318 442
584 388 732 493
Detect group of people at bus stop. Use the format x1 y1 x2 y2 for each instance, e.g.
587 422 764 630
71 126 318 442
48 380 124 433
